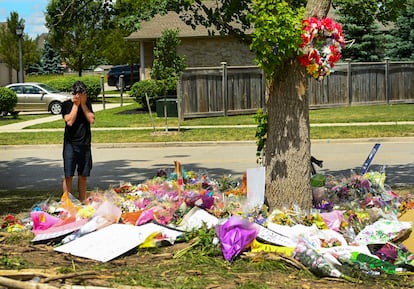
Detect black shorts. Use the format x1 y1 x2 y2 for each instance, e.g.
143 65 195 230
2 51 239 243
63 143 92 177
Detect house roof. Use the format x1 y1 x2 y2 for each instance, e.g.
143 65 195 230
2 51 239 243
126 1 253 41
126 11 218 41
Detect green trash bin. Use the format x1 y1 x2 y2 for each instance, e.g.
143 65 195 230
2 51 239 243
156 98 178 117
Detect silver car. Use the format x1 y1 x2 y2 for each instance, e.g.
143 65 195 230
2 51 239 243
6 82 71 115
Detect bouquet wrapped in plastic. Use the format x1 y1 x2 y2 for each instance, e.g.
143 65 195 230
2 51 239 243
294 239 344 279
215 216 258 262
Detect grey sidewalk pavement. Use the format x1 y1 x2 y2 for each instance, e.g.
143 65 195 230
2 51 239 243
0 103 130 132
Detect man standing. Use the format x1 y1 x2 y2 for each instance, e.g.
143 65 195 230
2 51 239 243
62 80 95 202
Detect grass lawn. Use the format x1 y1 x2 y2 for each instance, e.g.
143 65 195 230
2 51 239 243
0 103 413 145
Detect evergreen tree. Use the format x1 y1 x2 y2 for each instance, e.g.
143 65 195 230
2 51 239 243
332 0 408 61
332 2 385 61
41 41 63 74
340 17 386 61
385 0 414 60
29 41 63 75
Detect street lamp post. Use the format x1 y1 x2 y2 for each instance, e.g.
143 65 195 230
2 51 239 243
16 25 24 83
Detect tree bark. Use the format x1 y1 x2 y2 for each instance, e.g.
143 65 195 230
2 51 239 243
264 0 332 211
265 60 311 210
304 0 331 19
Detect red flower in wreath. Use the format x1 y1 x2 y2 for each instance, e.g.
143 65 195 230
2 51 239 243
298 17 345 80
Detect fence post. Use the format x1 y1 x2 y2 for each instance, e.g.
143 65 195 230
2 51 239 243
221 61 228 116
119 74 124 107
177 78 183 130
346 58 352 105
384 57 390 104
100 75 105 110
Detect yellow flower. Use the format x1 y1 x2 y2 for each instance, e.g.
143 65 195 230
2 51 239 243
306 63 319 75
7 224 26 232
77 205 96 219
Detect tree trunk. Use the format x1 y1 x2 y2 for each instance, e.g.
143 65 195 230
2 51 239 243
78 54 83 77
304 0 331 19
265 60 311 210
264 0 331 211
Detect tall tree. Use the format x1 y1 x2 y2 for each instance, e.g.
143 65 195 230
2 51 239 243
172 0 329 210
0 12 39 81
262 0 332 210
45 0 114 76
100 30 140 66
115 0 176 32
117 0 408 210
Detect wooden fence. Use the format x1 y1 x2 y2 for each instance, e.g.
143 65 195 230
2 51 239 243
178 63 266 119
308 60 414 107
178 60 414 119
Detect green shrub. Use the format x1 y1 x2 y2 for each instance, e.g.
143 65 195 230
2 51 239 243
130 79 162 110
160 77 178 96
130 77 178 110
45 76 101 101
0 87 17 114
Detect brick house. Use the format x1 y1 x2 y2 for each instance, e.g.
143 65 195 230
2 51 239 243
0 61 16 86
125 8 256 80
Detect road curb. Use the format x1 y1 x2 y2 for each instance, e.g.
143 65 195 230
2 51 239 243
1 137 414 150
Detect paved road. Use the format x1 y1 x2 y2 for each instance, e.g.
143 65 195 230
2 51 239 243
0 138 413 192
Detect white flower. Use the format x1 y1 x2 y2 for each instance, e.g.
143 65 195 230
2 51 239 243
322 46 332 56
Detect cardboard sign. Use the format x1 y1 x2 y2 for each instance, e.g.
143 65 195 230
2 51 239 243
398 210 414 252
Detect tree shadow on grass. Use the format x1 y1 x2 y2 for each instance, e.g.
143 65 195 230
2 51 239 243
0 190 61 215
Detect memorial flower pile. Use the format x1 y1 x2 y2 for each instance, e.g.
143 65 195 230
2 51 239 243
2 163 414 280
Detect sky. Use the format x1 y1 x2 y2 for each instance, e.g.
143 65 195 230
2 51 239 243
0 0 49 38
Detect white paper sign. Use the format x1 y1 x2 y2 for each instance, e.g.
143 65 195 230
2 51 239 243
175 206 219 231
247 166 265 209
255 224 296 247
54 223 183 262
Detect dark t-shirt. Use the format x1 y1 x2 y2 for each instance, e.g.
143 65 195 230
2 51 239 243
62 99 94 146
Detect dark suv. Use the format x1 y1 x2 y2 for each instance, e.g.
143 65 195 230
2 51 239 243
107 64 140 90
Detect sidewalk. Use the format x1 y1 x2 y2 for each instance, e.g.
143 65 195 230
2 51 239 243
0 103 130 132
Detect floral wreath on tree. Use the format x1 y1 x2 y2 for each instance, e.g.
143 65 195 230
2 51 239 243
298 17 346 81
